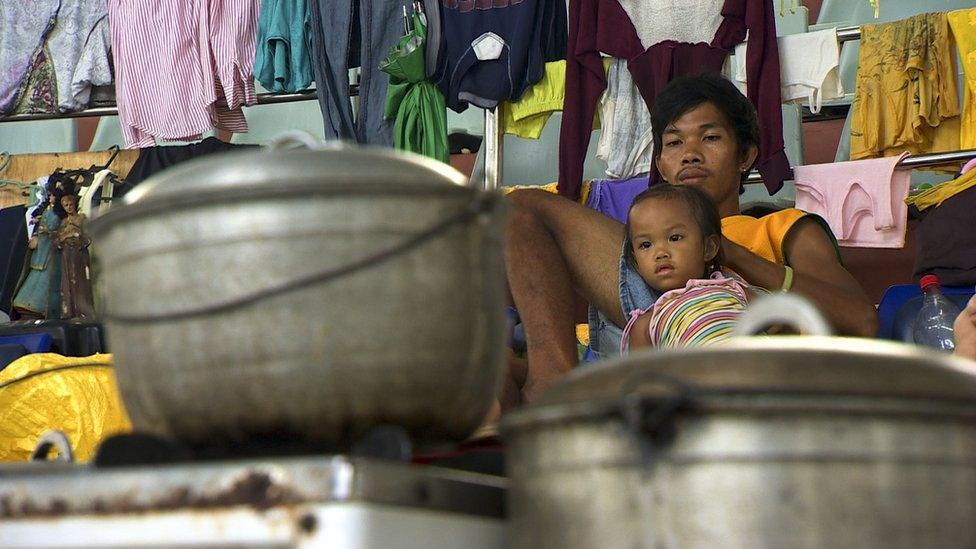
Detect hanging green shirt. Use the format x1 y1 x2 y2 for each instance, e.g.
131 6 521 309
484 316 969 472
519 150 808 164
380 13 449 163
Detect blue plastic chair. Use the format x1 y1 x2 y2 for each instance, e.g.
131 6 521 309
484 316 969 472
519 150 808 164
0 332 53 354
876 284 975 342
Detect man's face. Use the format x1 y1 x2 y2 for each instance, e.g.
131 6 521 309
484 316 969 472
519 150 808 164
654 102 757 215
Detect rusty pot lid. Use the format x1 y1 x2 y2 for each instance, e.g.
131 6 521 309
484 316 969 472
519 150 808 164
91 144 475 235
502 336 976 430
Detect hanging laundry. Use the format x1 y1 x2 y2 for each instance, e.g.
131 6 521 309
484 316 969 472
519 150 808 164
585 176 650 223
499 59 608 140
597 59 653 180
948 9 976 150
501 181 592 207
794 153 912 248
254 0 314 93
108 0 261 148
380 8 449 162
307 0 411 146
0 1 61 115
540 0 568 63
433 0 551 112
558 0 789 200
911 179 976 287
9 46 58 115
120 137 259 198
850 13 960 162
733 28 844 115
906 165 976 212
42 0 114 113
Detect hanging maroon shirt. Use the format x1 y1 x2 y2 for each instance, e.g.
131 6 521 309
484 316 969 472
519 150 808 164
557 0 790 199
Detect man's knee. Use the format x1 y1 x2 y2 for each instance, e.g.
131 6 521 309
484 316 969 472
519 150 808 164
506 188 571 231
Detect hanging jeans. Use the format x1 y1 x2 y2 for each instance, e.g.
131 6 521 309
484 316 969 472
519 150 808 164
308 0 409 146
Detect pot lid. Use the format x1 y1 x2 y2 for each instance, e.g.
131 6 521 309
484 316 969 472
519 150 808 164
502 337 976 429
93 144 472 230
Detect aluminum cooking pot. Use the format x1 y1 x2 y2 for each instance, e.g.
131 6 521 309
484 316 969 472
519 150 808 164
89 143 507 448
501 295 976 548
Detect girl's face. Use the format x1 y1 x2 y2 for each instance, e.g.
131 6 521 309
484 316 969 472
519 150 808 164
629 197 719 292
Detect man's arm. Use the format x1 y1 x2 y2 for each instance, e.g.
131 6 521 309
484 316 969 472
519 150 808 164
722 218 878 337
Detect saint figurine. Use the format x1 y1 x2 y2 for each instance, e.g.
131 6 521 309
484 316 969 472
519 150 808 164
56 194 95 319
11 192 63 319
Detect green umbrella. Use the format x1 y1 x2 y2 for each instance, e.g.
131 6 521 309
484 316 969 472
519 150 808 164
380 12 449 163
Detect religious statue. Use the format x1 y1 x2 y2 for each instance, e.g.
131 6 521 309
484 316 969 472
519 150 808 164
56 194 95 319
11 192 63 319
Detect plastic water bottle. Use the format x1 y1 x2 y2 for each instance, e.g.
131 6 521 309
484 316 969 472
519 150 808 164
913 274 961 352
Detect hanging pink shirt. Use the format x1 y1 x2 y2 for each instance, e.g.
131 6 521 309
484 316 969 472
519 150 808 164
108 0 259 147
793 153 911 248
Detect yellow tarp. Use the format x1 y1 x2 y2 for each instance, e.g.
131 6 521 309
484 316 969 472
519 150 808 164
0 353 131 462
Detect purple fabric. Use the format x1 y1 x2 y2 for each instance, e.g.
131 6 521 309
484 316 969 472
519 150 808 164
0 1 61 114
585 176 651 224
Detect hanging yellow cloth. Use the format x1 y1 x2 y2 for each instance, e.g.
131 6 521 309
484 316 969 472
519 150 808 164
905 167 976 212
948 9 976 150
500 58 611 140
850 13 960 164
0 353 131 462
501 180 592 207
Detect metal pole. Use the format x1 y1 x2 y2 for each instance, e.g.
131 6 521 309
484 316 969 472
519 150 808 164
835 25 861 43
483 107 503 191
898 149 976 169
0 88 353 123
744 149 976 185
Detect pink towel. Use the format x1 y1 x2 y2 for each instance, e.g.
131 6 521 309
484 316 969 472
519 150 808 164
793 153 911 248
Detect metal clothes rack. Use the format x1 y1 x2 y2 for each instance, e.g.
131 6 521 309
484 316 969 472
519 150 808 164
743 148 976 185
0 88 355 123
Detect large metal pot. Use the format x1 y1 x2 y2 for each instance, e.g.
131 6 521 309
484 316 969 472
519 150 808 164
90 144 507 448
501 304 976 547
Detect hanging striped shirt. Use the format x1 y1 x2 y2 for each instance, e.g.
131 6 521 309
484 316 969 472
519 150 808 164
108 0 259 147
621 272 754 352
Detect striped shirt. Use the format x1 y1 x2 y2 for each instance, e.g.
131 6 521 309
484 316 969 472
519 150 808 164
621 272 752 352
108 0 259 147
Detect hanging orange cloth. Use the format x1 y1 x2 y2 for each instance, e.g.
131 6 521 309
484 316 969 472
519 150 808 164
850 12 960 163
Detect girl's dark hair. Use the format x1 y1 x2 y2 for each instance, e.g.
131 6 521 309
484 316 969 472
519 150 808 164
624 184 724 275
650 72 761 190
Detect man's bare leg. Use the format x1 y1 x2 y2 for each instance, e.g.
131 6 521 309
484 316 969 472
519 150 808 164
504 189 626 402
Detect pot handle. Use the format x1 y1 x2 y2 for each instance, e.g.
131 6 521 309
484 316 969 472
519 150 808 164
265 130 345 152
30 430 75 463
731 292 833 338
619 370 696 447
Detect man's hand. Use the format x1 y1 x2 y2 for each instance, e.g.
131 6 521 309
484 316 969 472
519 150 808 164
954 295 976 361
722 220 878 337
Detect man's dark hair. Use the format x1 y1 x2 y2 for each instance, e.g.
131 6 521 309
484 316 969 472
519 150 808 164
624 184 724 276
650 72 761 188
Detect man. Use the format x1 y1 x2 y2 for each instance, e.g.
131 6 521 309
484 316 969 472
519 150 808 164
504 73 878 405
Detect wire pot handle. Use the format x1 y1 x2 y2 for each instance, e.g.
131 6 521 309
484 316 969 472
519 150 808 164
732 293 832 338
265 130 346 152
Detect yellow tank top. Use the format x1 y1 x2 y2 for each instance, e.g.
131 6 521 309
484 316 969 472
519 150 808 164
722 208 834 266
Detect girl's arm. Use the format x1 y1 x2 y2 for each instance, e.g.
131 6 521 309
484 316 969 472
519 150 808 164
627 310 654 349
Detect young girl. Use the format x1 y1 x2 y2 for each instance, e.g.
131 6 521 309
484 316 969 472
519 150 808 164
620 185 763 352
